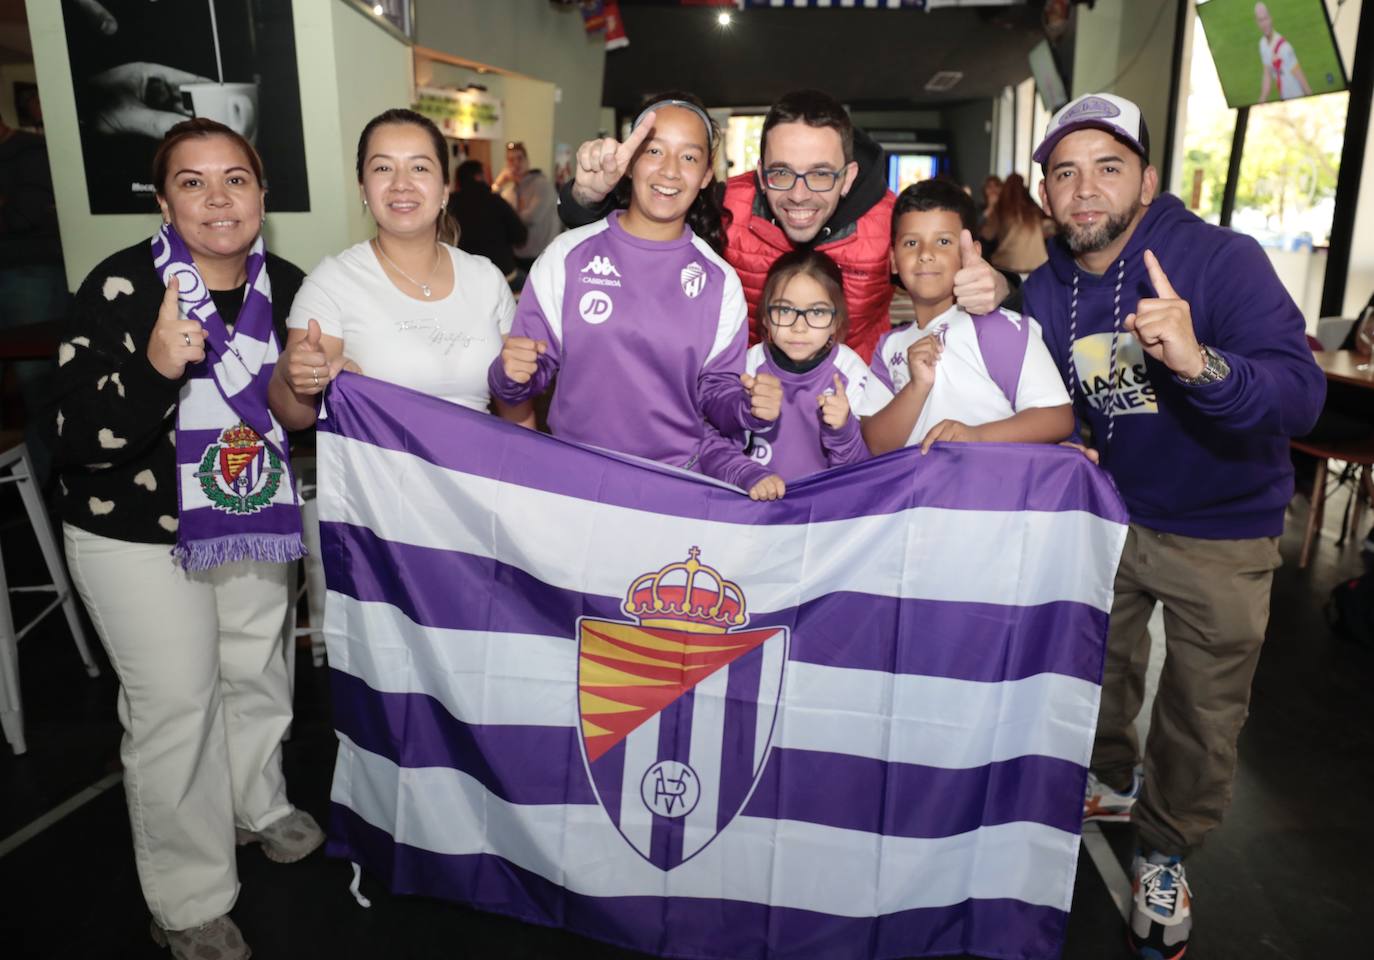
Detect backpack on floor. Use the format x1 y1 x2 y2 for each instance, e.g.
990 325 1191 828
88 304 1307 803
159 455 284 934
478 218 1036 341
1325 572 1374 647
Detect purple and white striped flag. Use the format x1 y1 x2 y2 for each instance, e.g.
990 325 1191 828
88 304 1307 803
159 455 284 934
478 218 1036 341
317 373 1127 960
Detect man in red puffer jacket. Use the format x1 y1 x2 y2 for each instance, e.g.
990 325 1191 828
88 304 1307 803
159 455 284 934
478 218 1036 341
558 90 1009 362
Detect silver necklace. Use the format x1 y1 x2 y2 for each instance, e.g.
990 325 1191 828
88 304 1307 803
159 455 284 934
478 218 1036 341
373 238 441 298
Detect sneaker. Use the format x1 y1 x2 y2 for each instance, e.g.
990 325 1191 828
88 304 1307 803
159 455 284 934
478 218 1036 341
150 915 251 960
1128 853 1192 959
1084 767 1142 822
235 808 324 863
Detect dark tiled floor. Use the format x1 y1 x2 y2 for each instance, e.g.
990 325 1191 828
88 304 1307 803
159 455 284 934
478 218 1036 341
1 488 1369 960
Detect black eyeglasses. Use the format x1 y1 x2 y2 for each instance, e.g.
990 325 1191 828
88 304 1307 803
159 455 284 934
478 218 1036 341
767 303 836 329
762 167 842 193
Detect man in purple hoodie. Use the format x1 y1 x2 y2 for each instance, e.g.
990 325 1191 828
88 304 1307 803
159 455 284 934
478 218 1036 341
1023 93 1324 960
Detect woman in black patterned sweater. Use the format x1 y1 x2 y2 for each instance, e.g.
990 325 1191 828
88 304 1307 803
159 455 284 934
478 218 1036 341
53 119 321 960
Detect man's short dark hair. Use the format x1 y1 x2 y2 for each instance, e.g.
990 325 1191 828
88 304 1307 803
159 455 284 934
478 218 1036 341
456 159 486 187
891 179 978 238
761 90 854 164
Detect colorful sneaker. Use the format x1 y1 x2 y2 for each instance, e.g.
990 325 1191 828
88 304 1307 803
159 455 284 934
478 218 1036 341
1128 853 1192 960
1083 767 1142 822
235 808 324 863
151 915 251 960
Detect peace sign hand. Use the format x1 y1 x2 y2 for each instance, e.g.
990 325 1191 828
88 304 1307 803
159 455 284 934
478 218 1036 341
1123 250 1204 379
571 111 657 207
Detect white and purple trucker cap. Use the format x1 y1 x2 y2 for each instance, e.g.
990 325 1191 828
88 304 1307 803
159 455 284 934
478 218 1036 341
1032 93 1150 166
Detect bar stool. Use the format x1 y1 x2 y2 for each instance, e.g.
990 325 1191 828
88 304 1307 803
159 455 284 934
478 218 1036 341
1291 434 1374 568
0 436 100 755
281 452 325 736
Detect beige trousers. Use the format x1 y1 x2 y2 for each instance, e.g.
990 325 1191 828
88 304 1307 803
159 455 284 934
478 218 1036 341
64 524 295 930
1092 523 1282 857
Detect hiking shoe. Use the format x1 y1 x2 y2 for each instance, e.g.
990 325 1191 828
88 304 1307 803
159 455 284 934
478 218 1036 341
235 808 324 863
1129 853 1192 959
151 915 251 960
1084 767 1142 822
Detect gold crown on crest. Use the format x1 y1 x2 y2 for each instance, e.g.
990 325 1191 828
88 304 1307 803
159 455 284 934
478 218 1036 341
623 547 747 633
221 423 261 447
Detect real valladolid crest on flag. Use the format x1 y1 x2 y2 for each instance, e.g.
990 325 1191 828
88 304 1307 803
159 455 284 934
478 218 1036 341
578 546 786 869
152 224 304 571
316 374 1128 960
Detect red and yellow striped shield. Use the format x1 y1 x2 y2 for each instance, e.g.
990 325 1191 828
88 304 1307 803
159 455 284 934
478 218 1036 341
578 618 780 762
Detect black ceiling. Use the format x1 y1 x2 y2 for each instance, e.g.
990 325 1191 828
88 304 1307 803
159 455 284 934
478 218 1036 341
602 2 1055 113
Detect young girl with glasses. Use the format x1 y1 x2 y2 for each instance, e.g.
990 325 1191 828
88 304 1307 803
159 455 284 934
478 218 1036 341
489 92 786 499
719 249 892 481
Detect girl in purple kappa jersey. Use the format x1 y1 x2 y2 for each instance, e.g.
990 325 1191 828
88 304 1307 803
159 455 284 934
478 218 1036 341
712 250 892 481
488 92 786 499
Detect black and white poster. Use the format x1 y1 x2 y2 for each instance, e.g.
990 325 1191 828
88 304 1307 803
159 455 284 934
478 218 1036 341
62 0 310 214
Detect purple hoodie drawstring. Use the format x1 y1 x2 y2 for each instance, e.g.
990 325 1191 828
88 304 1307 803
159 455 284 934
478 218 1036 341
1066 258 1127 460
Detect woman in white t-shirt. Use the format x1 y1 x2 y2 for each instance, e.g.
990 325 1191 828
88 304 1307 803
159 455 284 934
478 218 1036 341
269 108 529 426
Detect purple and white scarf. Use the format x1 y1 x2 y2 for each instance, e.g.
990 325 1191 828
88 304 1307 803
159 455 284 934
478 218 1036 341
152 224 306 571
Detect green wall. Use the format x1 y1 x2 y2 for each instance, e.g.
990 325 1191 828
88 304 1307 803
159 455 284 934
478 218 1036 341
1071 0 1181 171
413 0 605 167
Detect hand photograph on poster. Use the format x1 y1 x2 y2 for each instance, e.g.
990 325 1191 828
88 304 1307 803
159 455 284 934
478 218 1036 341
62 0 310 214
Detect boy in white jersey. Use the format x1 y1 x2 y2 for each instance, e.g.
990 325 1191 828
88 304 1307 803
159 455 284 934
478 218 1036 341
863 180 1073 455
1256 2 1312 102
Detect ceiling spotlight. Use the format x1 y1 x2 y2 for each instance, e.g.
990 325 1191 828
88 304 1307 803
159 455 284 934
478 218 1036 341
717 11 732 26
372 3 384 15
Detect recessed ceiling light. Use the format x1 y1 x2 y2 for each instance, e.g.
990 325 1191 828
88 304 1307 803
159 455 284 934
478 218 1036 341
717 12 732 27
924 71 964 92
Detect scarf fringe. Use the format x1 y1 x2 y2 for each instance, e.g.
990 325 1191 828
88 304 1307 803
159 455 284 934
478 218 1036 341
174 533 308 573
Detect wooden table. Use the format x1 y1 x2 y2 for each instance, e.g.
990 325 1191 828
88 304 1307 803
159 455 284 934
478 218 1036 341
1314 351 1374 389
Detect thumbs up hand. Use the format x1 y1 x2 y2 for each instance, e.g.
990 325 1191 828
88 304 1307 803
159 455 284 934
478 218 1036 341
817 374 851 429
279 318 335 396
951 229 1009 316
146 275 208 380
741 371 783 422
1123 250 1204 378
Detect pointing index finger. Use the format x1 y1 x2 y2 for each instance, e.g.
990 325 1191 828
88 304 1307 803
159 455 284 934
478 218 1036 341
616 110 656 166
1143 250 1178 299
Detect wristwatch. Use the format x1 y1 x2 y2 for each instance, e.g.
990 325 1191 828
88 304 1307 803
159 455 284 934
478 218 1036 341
1178 345 1230 386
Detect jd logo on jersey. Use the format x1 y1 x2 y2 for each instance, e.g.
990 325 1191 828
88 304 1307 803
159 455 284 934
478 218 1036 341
580 290 614 325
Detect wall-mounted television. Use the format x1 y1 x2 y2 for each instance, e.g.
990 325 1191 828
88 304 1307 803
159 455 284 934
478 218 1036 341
887 154 942 194
1028 39 1069 112
1197 0 1347 109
